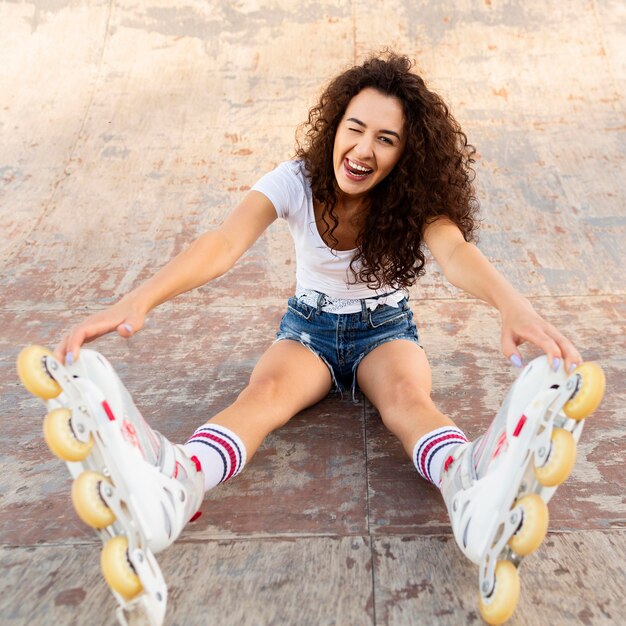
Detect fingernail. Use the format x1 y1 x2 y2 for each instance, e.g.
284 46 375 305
553 357 560 372
123 324 133 333
510 354 523 368
66 352 73 366
569 363 577 373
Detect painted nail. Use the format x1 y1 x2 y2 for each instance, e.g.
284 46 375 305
510 354 523 368
569 363 577 373
66 352 74 366
553 357 561 372
123 323 133 334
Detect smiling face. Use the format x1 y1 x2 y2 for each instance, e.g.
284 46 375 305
332 87 406 201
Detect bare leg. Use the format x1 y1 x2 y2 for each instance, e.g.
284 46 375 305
356 340 458 458
205 339 333 458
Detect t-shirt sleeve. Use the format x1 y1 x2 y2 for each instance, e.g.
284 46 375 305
250 161 304 219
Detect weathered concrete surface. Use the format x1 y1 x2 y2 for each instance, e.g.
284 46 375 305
1 1 625 625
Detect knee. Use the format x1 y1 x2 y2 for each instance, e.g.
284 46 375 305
236 376 292 430
377 381 435 433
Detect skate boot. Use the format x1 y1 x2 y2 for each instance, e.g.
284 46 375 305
440 355 605 625
17 345 205 626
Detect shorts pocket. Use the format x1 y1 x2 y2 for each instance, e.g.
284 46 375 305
287 297 316 321
367 304 408 329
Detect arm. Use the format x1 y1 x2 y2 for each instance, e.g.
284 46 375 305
56 191 278 362
423 217 581 370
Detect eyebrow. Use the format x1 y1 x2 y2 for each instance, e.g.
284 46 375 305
346 117 401 140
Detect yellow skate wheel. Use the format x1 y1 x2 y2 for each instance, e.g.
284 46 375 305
43 408 93 462
479 561 520 625
534 428 576 487
16 345 61 400
563 362 605 421
508 494 549 556
101 536 143 600
71 471 116 529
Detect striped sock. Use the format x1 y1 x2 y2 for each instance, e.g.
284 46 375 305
413 426 468 488
183 423 247 492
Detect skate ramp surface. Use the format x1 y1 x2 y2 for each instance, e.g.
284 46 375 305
2 1 625 625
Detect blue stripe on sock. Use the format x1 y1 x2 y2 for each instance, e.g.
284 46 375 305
425 437 467 483
197 426 244 470
414 428 462 464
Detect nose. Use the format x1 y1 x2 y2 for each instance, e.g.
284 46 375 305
354 134 374 159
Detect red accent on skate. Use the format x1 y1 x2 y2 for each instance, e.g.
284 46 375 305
491 432 508 461
513 415 527 437
444 455 455 473
120 419 145 457
419 433 468 482
190 511 202 522
190 455 202 473
102 401 116 421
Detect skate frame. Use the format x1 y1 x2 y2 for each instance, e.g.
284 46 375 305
43 355 168 626
479 373 584 602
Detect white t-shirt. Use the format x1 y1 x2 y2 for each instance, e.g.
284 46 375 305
252 160 404 306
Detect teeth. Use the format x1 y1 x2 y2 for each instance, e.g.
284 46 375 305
348 159 372 173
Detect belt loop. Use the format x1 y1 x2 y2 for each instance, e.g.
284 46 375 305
315 291 325 313
360 298 368 323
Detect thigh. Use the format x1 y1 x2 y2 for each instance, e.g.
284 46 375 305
356 339 433 408
209 338 333 456
248 338 334 414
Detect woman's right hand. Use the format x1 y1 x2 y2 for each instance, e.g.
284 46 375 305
54 296 147 365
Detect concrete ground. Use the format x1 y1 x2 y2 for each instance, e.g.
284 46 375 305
1 1 625 624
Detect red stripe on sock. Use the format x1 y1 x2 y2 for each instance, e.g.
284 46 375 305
419 433 467 481
194 431 239 481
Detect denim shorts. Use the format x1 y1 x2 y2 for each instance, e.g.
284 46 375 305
275 294 421 399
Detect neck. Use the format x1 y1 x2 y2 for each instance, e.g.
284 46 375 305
336 193 369 215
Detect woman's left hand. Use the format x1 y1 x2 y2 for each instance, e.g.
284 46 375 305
499 296 582 372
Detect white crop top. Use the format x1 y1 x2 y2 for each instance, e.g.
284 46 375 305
251 160 404 307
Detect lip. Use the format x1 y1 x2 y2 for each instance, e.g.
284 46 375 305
343 157 374 182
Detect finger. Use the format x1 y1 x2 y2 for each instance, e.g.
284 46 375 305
117 322 134 338
66 317 120 362
53 337 68 362
532 330 563 371
65 327 89 364
545 328 582 372
501 332 524 367
116 314 143 339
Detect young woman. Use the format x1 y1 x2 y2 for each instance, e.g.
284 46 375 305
22 52 597 625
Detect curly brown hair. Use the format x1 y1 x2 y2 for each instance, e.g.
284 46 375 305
295 51 479 290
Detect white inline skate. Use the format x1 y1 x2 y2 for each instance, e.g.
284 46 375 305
17 345 205 626
440 355 605 625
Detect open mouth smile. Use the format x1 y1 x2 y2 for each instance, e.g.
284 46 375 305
343 158 374 181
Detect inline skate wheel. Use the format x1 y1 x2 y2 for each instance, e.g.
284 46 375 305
534 428 576 487
101 536 143 600
71 471 116 529
508 494 549 556
16 345 62 400
478 561 520 625
43 408 93 462
563 362 605 421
